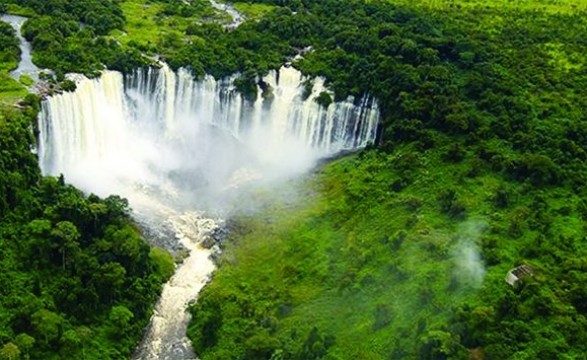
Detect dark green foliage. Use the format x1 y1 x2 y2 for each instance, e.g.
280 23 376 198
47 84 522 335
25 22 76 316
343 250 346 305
0 21 19 70
182 2 587 358
444 142 466 163
510 153 560 185
296 327 334 360
2 0 587 358
233 69 259 102
314 91 332 108
60 79 76 92
1 0 124 35
438 189 466 218
20 16 148 76
372 304 393 330
167 20 292 80
0 0 148 76
0 108 172 358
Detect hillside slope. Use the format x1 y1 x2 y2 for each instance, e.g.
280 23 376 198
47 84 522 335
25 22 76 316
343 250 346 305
187 1 587 359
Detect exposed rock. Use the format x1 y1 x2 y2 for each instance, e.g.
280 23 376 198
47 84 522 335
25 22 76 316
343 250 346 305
202 226 229 249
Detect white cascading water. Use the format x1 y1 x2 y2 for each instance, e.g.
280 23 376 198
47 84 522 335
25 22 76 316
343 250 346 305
38 64 379 359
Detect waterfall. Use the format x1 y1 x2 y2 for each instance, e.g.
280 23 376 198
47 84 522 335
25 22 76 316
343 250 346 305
40 65 378 189
38 64 379 359
126 64 378 157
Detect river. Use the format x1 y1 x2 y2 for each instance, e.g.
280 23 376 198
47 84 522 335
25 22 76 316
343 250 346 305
1 14 41 82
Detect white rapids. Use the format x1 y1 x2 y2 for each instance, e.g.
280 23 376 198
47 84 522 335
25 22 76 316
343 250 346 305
38 63 379 359
133 209 219 360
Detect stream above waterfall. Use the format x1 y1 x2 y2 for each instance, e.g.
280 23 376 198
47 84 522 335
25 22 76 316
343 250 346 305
1 14 41 82
209 0 244 28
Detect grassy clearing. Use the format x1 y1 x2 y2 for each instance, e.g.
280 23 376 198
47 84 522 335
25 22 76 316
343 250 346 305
18 74 33 87
385 0 587 13
113 0 230 52
4 3 36 16
0 15 27 105
232 2 276 19
0 58 17 74
0 76 27 105
114 0 168 46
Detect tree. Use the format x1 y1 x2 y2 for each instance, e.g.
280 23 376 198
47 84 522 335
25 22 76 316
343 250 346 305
75 326 93 357
245 331 281 359
14 334 35 360
150 247 175 280
60 329 81 356
315 91 333 108
108 305 134 337
51 221 80 270
94 262 126 302
418 330 465 359
31 309 62 344
0 343 20 360
110 225 149 274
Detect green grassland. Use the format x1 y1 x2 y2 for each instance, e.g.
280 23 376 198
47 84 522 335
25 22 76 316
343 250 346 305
189 138 587 358
112 0 229 53
232 2 276 19
112 0 170 46
0 20 26 105
0 74 26 106
385 0 587 13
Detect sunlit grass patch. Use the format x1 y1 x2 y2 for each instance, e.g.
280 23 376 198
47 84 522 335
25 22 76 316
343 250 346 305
19 74 34 87
382 0 587 13
114 0 233 52
4 3 35 17
0 61 18 74
544 42 583 72
232 2 276 19
0 74 27 106
114 0 169 47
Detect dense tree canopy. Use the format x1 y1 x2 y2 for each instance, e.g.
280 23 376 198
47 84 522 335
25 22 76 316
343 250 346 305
0 21 19 71
2 0 587 358
178 1 587 359
0 104 173 358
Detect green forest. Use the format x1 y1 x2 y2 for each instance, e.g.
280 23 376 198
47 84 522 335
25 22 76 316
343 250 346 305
0 4 173 358
1 0 587 358
0 106 174 358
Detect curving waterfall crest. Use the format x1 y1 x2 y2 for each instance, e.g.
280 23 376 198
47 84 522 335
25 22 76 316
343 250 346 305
123 64 379 156
40 65 378 182
37 64 379 360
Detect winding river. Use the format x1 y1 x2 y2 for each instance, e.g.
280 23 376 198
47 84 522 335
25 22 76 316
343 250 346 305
1 14 41 82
